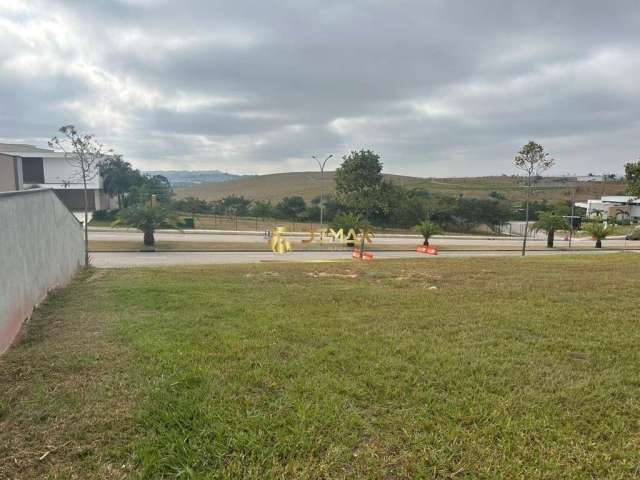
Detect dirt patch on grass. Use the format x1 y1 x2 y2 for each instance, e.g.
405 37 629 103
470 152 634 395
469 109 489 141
304 270 359 279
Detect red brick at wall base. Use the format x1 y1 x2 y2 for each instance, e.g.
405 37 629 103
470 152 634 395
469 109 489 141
0 303 32 355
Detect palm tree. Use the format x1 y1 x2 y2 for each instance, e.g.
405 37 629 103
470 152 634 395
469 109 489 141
330 212 364 247
582 222 615 248
415 219 442 246
357 220 375 259
113 204 180 247
98 156 138 209
532 212 570 248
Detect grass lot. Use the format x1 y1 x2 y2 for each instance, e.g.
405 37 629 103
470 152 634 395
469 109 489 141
1 255 640 478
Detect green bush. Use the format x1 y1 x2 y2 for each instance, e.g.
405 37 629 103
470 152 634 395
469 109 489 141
93 209 119 221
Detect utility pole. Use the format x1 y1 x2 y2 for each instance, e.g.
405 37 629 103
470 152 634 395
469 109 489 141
312 154 333 237
568 188 575 248
522 180 532 256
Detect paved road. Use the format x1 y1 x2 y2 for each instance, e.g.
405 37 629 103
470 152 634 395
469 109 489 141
89 227 629 248
90 248 633 268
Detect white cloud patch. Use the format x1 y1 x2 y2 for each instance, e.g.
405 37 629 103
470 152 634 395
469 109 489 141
1 0 639 176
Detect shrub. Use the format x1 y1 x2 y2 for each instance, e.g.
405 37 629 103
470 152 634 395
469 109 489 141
415 220 442 246
93 209 119 221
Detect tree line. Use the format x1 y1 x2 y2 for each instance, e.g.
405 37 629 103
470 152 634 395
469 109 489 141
98 148 582 233
97 144 640 249
169 149 579 233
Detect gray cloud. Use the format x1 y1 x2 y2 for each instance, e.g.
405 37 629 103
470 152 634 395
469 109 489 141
1 0 639 175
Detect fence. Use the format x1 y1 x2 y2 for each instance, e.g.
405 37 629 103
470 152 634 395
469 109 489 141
187 214 318 232
0 189 84 353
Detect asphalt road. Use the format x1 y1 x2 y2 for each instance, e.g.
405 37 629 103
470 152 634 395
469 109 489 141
90 248 632 268
89 227 627 248
89 228 624 248
87 227 638 267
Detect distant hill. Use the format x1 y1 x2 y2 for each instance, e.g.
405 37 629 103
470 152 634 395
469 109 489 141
144 170 243 188
175 171 627 203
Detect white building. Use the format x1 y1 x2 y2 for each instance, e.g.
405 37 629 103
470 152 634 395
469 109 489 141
575 196 640 222
576 174 604 182
0 143 116 214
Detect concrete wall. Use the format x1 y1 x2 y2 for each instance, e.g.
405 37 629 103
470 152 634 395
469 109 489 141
0 189 84 353
0 154 17 192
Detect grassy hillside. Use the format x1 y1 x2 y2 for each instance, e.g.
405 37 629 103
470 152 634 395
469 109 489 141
175 171 626 203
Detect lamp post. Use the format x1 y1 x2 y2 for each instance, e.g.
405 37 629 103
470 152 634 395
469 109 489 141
312 154 333 235
568 188 576 248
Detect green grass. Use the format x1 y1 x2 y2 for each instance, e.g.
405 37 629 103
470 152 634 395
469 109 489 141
2 255 640 478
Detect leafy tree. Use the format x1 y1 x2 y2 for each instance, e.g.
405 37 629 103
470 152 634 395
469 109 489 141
624 160 640 196
250 200 274 218
335 149 384 217
424 194 458 228
489 190 506 200
171 196 210 214
478 199 512 233
514 141 555 256
415 219 442 246
114 204 180 247
98 155 138 208
210 200 225 215
533 212 570 248
49 125 115 267
304 204 321 222
388 192 430 229
128 174 173 206
277 196 307 220
220 195 251 216
583 222 615 248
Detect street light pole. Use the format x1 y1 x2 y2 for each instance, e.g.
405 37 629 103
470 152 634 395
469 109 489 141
312 154 333 236
568 188 575 248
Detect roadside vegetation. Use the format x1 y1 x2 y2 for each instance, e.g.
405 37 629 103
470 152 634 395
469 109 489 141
2 255 640 479
91 148 640 251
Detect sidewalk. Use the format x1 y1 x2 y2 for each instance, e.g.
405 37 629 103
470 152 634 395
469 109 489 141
88 225 542 241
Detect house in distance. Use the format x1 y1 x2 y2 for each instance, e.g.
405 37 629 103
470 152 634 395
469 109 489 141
0 143 116 218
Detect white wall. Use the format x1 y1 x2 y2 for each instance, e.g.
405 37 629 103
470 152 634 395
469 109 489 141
0 154 17 192
0 189 84 354
42 157 101 188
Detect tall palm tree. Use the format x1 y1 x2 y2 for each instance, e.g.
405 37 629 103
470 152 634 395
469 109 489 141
532 212 570 248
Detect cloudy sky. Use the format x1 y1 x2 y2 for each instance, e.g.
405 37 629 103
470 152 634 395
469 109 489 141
1 0 639 176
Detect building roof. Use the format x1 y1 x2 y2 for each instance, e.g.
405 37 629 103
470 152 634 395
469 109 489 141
601 196 639 204
0 151 72 158
0 143 74 159
0 143 54 154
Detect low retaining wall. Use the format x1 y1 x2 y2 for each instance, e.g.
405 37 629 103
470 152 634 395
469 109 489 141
0 189 84 353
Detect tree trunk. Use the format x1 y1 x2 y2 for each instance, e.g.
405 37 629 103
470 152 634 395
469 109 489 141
522 175 531 256
423 238 429 246
595 239 602 248
82 175 89 267
547 230 554 248
144 230 155 246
